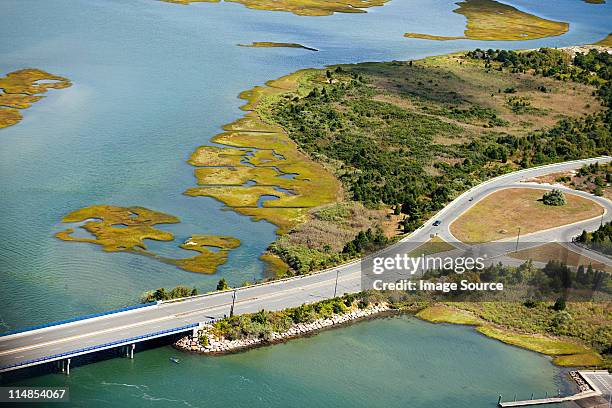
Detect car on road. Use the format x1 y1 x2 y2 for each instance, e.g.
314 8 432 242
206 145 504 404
432 220 441 226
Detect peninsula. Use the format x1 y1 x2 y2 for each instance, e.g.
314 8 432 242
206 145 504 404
405 0 569 41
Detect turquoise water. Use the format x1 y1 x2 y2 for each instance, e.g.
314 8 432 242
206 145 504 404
1 0 610 330
8 316 574 408
0 0 610 405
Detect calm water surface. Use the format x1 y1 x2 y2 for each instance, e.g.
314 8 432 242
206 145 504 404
1 0 610 405
8 317 575 408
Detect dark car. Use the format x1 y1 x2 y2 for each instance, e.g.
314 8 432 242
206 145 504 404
432 220 441 226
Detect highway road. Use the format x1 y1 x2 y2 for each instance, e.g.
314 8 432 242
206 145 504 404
1 156 611 375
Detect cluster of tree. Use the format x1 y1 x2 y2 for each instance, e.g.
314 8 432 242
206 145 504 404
342 227 388 256
266 48 610 238
542 189 566 206
141 285 198 302
423 259 610 295
466 47 610 85
575 162 611 196
210 292 380 341
576 221 612 256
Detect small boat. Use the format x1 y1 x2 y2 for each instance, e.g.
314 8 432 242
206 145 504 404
169 357 180 364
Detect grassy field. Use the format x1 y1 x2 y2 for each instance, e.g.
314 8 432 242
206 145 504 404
161 0 388 16
415 303 607 367
450 188 603 243
511 243 612 273
0 68 71 129
416 304 483 325
407 236 456 257
476 325 592 355
594 33 612 46
238 42 318 51
405 0 568 41
56 205 241 274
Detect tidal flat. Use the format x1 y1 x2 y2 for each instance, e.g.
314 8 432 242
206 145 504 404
0 68 71 129
56 205 240 274
405 0 569 41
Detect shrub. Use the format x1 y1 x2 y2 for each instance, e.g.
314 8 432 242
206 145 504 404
542 189 567 206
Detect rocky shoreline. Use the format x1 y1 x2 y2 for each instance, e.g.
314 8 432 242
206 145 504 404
174 303 392 355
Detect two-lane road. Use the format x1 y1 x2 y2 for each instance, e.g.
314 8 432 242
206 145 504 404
1 156 610 375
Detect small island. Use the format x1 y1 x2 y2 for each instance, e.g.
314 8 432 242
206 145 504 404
0 68 71 129
161 0 388 16
238 42 318 51
405 0 569 41
56 205 240 274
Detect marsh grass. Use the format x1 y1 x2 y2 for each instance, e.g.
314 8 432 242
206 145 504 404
0 68 71 129
161 0 388 16
56 205 241 274
405 0 568 41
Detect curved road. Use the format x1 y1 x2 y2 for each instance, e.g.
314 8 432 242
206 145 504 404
1 156 611 374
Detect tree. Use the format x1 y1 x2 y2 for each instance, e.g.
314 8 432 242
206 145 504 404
542 189 567 206
153 287 168 301
553 296 566 311
216 278 229 291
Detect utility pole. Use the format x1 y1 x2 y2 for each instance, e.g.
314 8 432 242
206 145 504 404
230 289 237 317
333 270 339 298
515 227 521 252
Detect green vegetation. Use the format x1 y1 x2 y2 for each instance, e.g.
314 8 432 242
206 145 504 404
416 262 611 366
594 33 612 46
416 305 482 325
0 68 71 129
210 291 386 341
216 278 229 291
239 42 318 52
161 0 389 16
407 237 456 257
476 325 591 355
542 189 567 206
571 162 611 197
576 221 612 256
142 285 198 302
56 205 240 274
405 0 568 41
416 304 604 366
253 48 610 273
553 353 604 367
185 70 341 235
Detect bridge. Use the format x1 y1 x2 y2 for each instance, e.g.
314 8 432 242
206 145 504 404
1 157 611 377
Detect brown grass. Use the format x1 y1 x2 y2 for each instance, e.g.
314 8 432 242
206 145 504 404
450 188 604 243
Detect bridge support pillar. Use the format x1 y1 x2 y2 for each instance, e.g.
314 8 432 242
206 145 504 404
130 343 135 359
66 359 70 376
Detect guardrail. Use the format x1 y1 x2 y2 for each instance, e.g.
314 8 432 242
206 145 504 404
0 323 197 372
0 302 158 338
